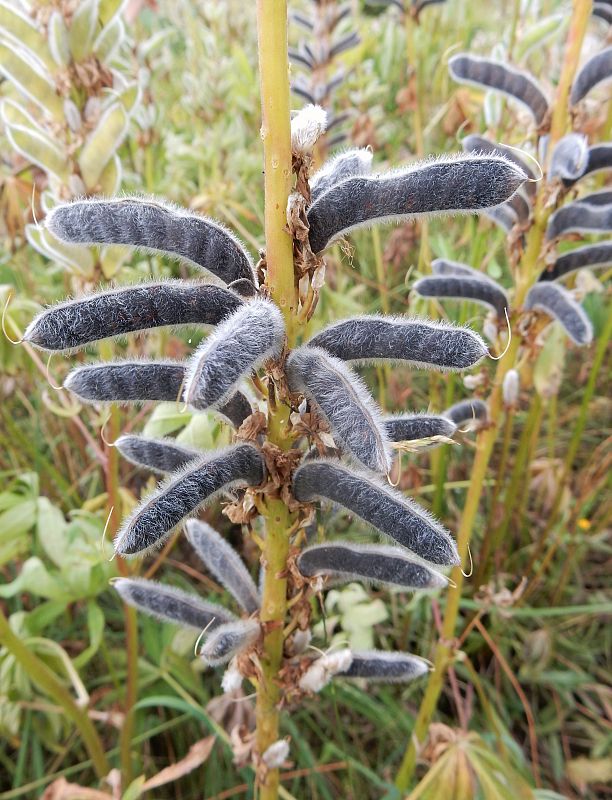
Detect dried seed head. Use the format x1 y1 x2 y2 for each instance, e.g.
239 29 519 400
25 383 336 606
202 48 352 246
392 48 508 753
570 46 612 105
540 241 612 282
114 577 235 630
24 282 243 352
413 275 509 318
183 299 285 409
341 650 429 683
310 148 373 201
449 54 549 125
298 542 448 590
185 519 260 614
545 200 612 240
384 413 457 443
525 283 593 345
64 360 185 404
47 197 256 284
293 459 460 566
115 443 265 556
502 369 520 407
549 133 589 181
299 648 353 693
443 398 488 427
116 435 202 475
306 154 528 252
291 104 327 154
307 315 487 371
200 619 260 666
286 346 392 474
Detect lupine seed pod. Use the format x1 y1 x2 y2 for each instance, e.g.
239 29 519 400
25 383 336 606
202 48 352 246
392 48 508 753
116 435 203 475
545 200 612 240
185 519 260 614
299 648 353 693
293 460 460 566
227 278 257 298
384 413 457 443
114 577 236 631
563 143 612 187
540 241 612 281
462 134 536 196
507 191 530 223
310 148 373 201
524 283 593 345
413 275 509 318
286 346 392 474
115 443 265 556
443 398 488 427
339 650 428 683
570 46 612 105
449 54 548 125
576 189 612 207
306 154 528 253
24 282 243 352
307 316 487 371
217 391 252 428
593 3 612 24
298 543 447 590
64 361 185 404
549 133 589 181
183 298 285 410
431 257 499 284
486 204 519 233
46 198 256 285
502 369 520 408
200 620 260 667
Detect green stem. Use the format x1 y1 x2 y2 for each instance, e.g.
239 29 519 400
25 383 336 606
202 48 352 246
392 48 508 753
255 3 296 798
0 611 110 780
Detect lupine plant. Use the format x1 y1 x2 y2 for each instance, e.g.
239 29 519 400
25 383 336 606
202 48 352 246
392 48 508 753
18 0 533 789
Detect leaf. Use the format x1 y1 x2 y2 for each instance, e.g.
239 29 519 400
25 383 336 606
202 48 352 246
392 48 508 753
515 14 568 60
73 602 105 669
0 499 37 543
143 403 193 438
36 497 68 568
0 557 65 600
567 757 612 790
142 736 216 789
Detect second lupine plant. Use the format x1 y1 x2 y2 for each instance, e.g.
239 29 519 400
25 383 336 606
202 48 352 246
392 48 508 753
24 105 528 781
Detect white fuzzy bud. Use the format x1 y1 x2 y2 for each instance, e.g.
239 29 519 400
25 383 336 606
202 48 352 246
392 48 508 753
502 369 520 407
291 104 328 154
221 659 243 693
299 648 353 693
262 739 290 768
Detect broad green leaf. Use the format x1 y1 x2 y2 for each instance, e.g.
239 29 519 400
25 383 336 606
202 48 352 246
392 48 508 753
144 403 192 438
73 602 105 668
0 43 62 118
516 14 568 61
0 499 36 543
36 497 68 568
0 557 65 600
78 103 128 189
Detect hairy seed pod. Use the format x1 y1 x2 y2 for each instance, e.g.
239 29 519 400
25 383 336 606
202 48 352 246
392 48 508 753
570 46 612 105
462 133 536 196
546 200 612 240
576 189 612 207
185 519 260 614
217 391 252 428
549 133 589 180
46 198 256 284
310 148 373 201
502 369 520 407
293 460 459 566
431 257 499 284
563 143 612 187
507 191 530 222
449 54 549 125
444 398 488 427
524 283 593 345
64 360 185 404
115 443 265 556
384 413 457 443
286 346 392 474
116 434 202 475
289 47 315 69
306 154 527 253
227 278 257 297
24 282 243 352
299 649 353 693
298 543 447 590
413 275 509 318
307 316 487 371
486 204 519 232
340 650 428 683
594 3 612 24
184 299 285 409
540 241 612 281
290 11 313 30
114 577 235 631
200 620 260 666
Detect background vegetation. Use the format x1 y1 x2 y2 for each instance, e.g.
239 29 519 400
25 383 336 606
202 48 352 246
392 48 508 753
0 0 609 798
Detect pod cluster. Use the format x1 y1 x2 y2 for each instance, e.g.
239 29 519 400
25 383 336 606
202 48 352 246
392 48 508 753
25 122 528 691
